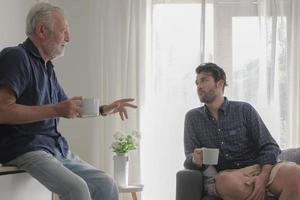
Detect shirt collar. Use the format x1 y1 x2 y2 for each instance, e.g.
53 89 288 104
21 38 54 68
219 97 229 115
204 97 230 117
22 38 42 59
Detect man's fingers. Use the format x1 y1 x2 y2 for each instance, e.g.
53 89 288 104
245 177 256 185
112 103 120 110
115 98 135 103
119 111 124 121
194 148 203 154
74 100 82 106
123 109 128 119
104 103 119 113
122 102 138 108
115 98 138 108
245 181 251 185
246 189 261 200
69 97 82 106
101 98 137 119
71 96 82 100
110 102 136 113
192 148 204 166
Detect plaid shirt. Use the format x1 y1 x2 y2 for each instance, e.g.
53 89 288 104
184 97 281 171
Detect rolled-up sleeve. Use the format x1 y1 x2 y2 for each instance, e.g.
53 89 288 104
244 104 281 165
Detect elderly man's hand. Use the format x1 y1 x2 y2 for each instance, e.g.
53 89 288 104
56 96 82 118
101 98 137 120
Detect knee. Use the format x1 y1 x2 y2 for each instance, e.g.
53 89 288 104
94 174 118 198
282 166 300 192
60 176 90 199
71 177 90 194
106 175 118 193
101 173 118 190
215 172 234 194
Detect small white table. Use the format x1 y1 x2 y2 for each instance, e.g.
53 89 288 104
118 185 143 200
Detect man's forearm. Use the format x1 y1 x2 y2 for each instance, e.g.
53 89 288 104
0 103 58 124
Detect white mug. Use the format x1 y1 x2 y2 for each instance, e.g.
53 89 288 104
202 148 219 165
80 98 99 117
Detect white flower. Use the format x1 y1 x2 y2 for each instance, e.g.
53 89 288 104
111 130 141 154
114 131 125 140
111 142 119 149
131 130 141 139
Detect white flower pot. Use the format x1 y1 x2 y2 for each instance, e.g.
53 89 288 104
113 153 129 186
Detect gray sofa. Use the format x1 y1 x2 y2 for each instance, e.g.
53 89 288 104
176 148 300 200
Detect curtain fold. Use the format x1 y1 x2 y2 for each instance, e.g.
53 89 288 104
251 0 287 145
93 1 146 199
153 0 202 3
288 0 300 146
256 0 300 147
211 0 296 147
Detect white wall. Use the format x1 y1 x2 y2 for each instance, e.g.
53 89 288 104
50 0 103 168
0 1 35 49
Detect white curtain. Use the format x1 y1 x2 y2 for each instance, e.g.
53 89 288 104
288 0 300 147
141 2 204 200
141 0 300 200
92 1 146 199
211 0 300 148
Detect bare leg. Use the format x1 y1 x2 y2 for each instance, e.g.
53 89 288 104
215 170 254 200
269 163 300 200
131 192 137 200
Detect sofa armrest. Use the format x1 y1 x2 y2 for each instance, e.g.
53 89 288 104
176 169 203 200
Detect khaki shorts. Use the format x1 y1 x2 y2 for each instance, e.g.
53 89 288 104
204 161 297 197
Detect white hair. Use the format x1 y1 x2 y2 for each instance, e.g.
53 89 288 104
26 2 63 38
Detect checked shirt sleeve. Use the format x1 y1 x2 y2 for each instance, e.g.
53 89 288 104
183 111 207 170
244 103 281 166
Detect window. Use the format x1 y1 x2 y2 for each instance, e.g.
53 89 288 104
141 2 290 200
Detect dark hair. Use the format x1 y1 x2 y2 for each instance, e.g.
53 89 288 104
195 62 228 87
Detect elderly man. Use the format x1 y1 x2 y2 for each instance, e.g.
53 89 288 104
184 62 300 199
0 3 136 200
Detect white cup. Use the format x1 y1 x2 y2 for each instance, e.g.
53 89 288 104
80 98 99 117
202 148 219 165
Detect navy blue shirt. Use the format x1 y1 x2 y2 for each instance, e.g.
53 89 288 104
184 97 281 171
0 38 69 163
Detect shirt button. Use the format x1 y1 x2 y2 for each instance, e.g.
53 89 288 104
221 141 224 145
236 163 240 167
218 129 221 132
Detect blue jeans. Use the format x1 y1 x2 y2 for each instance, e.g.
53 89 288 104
5 149 118 200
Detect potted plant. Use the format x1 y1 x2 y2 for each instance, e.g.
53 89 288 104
111 130 140 186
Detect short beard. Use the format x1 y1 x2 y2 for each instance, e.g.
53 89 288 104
48 44 65 59
199 90 216 104
44 39 65 60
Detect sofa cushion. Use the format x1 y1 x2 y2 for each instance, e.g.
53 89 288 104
278 148 300 164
